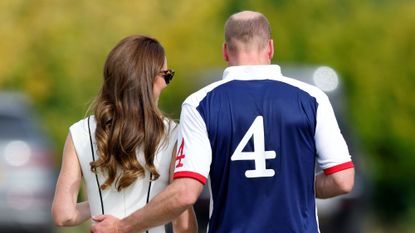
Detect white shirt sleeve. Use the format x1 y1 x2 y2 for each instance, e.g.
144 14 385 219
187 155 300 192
173 103 212 184
315 93 354 174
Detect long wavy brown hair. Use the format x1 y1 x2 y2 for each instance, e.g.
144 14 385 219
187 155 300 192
91 35 167 191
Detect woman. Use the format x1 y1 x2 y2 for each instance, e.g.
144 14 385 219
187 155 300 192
51 35 197 233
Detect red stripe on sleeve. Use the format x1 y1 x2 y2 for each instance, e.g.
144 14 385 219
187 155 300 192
323 161 354 175
173 171 207 185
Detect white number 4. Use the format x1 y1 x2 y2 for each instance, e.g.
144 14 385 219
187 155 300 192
231 116 276 178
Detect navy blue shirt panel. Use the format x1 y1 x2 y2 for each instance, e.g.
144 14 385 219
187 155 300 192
196 79 319 233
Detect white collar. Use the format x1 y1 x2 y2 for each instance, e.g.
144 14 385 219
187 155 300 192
222 65 283 81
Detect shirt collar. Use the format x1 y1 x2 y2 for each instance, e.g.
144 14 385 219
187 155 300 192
222 65 283 81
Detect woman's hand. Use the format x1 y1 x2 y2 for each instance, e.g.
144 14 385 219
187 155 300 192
90 215 122 233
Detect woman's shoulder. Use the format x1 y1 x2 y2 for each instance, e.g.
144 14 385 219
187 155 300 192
70 115 94 129
163 117 178 133
69 115 96 139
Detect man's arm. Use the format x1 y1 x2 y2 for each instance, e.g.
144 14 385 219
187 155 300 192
315 167 355 199
91 177 203 233
169 144 198 233
171 204 198 233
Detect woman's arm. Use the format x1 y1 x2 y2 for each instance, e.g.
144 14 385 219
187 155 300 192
51 133 91 226
169 143 198 233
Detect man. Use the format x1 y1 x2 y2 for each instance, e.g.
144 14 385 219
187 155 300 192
91 10 355 233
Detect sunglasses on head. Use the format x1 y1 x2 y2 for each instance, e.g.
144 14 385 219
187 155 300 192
159 69 175 84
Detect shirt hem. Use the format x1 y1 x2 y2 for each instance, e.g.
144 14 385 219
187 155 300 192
173 171 207 185
323 161 354 175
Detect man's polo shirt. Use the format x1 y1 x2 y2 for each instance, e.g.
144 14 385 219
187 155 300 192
174 65 353 233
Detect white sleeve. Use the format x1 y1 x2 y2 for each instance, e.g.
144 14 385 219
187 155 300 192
315 93 354 174
173 103 212 184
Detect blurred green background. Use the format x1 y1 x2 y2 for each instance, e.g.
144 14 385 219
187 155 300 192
1 0 414 232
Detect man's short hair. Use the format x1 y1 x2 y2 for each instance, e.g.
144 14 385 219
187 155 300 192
224 11 272 52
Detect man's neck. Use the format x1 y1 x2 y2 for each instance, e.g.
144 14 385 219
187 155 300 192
228 60 271 66
227 54 271 66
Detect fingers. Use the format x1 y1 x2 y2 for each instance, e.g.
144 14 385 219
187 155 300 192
92 215 107 222
90 220 104 233
90 215 120 233
90 224 96 233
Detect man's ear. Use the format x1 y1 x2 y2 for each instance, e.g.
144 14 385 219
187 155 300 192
268 39 274 60
223 43 229 62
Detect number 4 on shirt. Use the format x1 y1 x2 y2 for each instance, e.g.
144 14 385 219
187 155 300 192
231 116 276 178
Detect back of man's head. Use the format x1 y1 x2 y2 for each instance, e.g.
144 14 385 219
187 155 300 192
224 11 272 54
